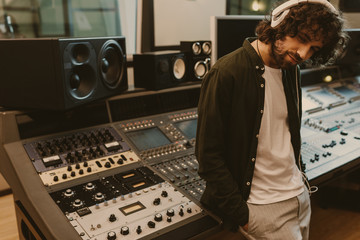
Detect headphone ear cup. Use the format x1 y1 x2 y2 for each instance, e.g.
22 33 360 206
271 9 290 28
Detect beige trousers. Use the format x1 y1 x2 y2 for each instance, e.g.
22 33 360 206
239 186 311 240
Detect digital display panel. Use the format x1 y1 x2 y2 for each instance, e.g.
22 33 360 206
175 119 198 139
126 127 171 151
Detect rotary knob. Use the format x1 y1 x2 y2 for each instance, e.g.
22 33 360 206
85 182 95 190
109 214 116 222
161 191 168 197
154 213 163 222
167 209 175 217
153 198 161 205
120 226 129 235
107 231 116 240
147 221 155 228
95 192 104 200
64 189 74 197
73 199 83 207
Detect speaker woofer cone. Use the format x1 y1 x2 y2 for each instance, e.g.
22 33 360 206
69 65 96 99
99 40 125 89
194 58 211 80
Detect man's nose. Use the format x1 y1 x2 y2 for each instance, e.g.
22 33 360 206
297 44 312 60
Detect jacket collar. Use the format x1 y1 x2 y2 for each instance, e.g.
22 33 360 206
243 37 265 75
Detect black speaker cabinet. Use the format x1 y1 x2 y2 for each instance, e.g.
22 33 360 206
133 51 187 90
180 41 212 56
0 36 128 110
180 41 211 81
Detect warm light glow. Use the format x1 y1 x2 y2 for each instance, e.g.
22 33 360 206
252 0 260 11
323 75 333 82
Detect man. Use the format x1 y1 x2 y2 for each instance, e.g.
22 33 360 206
195 0 348 239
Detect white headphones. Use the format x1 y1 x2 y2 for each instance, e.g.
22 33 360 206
271 0 338 28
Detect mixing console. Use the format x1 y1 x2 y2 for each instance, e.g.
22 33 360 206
301 77 360 182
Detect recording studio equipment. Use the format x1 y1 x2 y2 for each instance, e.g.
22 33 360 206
0 36 128 110
48 166 215 240
180 41 211 81
23 126 139 187
300 68 360 185
133 51 187 90
0 109 219 239
115 109 207 201
270 0 338 28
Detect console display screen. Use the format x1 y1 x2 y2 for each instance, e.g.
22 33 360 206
175 119 197 139
126 127 171 151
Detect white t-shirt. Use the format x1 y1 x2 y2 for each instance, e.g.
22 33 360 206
247 65 304 204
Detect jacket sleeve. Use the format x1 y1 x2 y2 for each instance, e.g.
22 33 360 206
195 67 249 231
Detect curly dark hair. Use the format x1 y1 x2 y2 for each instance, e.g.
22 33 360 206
256 1 349 66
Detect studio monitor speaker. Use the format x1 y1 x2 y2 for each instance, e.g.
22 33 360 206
180 41 211 81
133 51 187 90
0 36 128 110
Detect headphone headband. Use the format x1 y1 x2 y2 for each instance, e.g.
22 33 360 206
271 0 338 28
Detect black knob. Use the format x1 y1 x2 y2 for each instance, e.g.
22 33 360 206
71 171 76 177
83 161 88 167
167 209 175 217
62 173 67 179
154 213 163 222
153 198 161 205
67 166 72 171
120 226 129 235
107 231 116 240
76 163 80 169
187 207 192 213
147 221 156 228
105 162 111 168
340 130 348 136
161 191 168 197
167 217 172 222
79 169 84 175
136 225 142 234
179 208 184 216
109 214 116 222
87 167 92 172
53 176 59 182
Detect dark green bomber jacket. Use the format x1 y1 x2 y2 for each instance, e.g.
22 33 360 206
195 38 303 231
